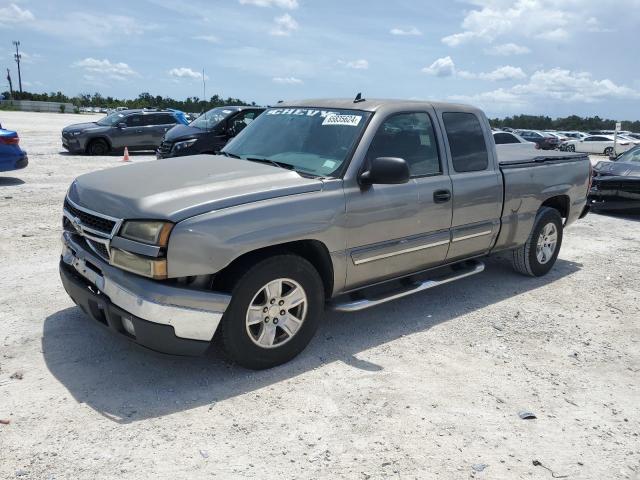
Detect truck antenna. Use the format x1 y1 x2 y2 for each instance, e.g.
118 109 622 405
354 92 365 103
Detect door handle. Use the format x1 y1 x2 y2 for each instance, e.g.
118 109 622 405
433 190 451 203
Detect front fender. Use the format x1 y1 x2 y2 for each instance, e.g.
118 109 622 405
166 180 346 278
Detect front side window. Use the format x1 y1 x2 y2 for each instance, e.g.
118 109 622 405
443 112 489 172
125 115 142 127
96 112 125 126
366 112 441 177
223 107 372 177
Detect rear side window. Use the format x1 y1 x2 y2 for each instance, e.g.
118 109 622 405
443 112 489 172
494 132 519 144
125 114 142 126
154 113 177 125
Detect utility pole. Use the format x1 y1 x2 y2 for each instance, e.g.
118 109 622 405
13 40 22 93
202 67 206 113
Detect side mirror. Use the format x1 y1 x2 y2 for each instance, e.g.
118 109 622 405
117 122 126 129
359 157 410 186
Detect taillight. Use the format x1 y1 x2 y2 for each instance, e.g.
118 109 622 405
588 162 593 190
0 135 19 145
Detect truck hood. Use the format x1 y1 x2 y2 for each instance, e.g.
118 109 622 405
67 154 324 222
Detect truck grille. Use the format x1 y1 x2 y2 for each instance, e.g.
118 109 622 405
87 239 110 260
64 198 117 235
158 141 173 154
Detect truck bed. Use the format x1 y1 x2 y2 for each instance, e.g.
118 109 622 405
492 149 591 253
497 149 588 167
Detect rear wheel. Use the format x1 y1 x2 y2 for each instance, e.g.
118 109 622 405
87 138 110 155
512 207 563 277
219 255 324 369
568 144 575 152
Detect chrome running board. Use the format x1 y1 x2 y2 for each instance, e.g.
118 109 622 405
331 260 485 312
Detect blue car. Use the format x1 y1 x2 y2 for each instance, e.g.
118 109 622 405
0 124 28 172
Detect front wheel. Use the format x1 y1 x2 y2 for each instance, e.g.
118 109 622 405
219 255 324 369
87 138 109 155
604 147 613 156
512 207 563 277
568 144 575 152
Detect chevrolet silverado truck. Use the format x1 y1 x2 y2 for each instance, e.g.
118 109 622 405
59 99 591 369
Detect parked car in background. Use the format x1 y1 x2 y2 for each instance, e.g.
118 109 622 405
493 130 538 154
545 131 568 143
62 109 189 155
0 123 28 172
518 130 560 150
59 98 590 368
589 145 640 213
563 135 635 156
156 106 265 159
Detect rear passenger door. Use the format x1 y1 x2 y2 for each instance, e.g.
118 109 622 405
439 111 502 261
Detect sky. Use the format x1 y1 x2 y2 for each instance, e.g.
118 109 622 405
1 0 640 119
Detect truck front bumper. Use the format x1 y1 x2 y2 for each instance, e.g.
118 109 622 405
59 233 231 356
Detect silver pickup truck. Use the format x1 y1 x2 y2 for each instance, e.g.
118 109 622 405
59 99 591 369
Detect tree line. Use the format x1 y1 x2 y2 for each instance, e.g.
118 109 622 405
1 90 256 112
2 91 639 131
489 114 640 133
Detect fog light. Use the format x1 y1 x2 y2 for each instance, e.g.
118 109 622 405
122 316 136 336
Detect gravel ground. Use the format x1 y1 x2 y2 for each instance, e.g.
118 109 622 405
1 111 639 480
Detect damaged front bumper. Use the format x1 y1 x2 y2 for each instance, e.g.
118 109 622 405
59 232 231 355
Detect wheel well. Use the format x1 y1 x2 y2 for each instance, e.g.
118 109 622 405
211 240 334 298
540 195 569 219
86 137 111 152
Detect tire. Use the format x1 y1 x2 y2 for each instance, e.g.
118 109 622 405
219 254 324 369
568 144 575 152
512 207 563 277
604 147 613 156
87 138 109 155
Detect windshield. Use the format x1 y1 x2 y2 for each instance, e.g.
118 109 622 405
190 108 235 130
96 112 126 126
223 107 371 176
616 145 640 163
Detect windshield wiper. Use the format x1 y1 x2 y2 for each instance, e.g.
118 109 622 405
220 151 241 159
246 157 296 171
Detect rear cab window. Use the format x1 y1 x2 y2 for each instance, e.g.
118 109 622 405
442 112 489 172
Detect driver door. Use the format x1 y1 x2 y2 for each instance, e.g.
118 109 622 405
344 111 453 289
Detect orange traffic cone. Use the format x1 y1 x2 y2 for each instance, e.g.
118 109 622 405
122 146 131 162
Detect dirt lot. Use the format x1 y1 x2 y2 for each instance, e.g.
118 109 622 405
0 110 639 479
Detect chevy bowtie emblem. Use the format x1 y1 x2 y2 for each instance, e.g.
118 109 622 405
71 216 83 234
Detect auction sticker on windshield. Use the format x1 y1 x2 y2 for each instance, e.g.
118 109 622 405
322 114 362 127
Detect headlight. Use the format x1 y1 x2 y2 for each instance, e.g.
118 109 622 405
173 139 197 151
111 249 167 279
119 221 173 246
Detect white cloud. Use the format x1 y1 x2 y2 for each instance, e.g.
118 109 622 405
442 31 476 47
459 65 526 81
272 76 303 84
0 3 34 25
72 58 138 80
339 59 369 70
390 26 422 36
270 13 298 36
239 0 298 8
485 43 530 56
192 35 219 43
439 0 638 48
168 67 207 80
422 56 456 77
450 68 640 109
